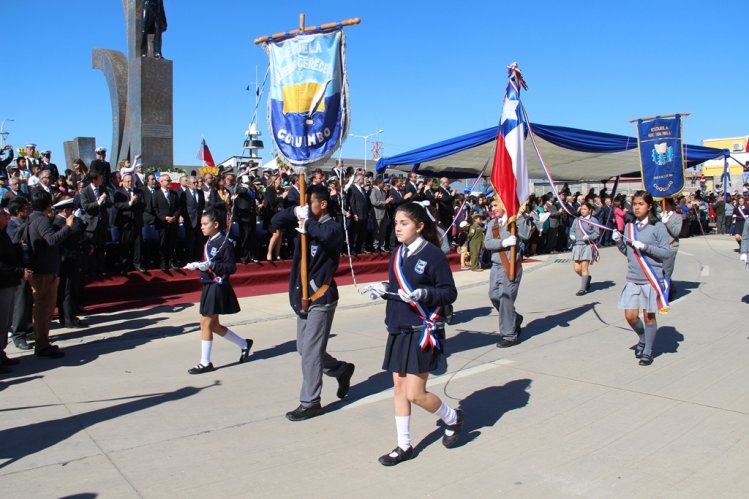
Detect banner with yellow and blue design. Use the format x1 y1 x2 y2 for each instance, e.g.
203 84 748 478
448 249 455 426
264 30 350 166
636 115 686 199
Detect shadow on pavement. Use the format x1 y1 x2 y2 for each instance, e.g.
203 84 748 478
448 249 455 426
522 303 599 341
670 280 700 300
741 295 749 305
249 340 297 361
414 378 533 452
587 280 616 293
0 375 44 393
6 323 199 378
449 306 494 325
654 326 684 358
0 382 218 470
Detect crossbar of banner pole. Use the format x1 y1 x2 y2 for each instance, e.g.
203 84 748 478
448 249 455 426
628 112 691 123
254 15 361 45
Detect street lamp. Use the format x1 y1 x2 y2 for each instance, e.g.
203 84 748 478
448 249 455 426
0 118 14 147
349 129 383 172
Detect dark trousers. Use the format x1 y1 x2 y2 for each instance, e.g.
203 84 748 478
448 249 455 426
351 217 369 253
158 225 177 267
184 223 203 262
1 286 17 357
373 217 389 250
11 281 33 341
57 271 81 325
120 226 143 267
546 226 559 253
238 219 258 261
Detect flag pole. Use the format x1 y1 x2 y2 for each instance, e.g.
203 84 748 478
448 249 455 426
509 221 517 281
628 112 690 123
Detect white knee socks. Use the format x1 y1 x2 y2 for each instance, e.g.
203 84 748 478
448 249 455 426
434 402 458 436
200 340 212 366
395 416 411 451
223 329 246 348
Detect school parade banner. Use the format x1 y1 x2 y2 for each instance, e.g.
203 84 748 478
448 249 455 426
263 30 350 166
635 115 686 199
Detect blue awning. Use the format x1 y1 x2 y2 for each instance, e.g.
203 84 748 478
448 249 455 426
376 123 729 181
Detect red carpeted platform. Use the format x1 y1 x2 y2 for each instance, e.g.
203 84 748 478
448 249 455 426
83 252 468 313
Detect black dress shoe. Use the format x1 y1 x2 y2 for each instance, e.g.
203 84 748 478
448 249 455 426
497 337 519 348
169 261 180 270
13 338 33 351
336 363 355 399
378 446 415 466
639 354 653 366
633 342 645 359
515 314 523 337
286 403 322 421
239 339 254 363
135 265 147 272
1 357 20 366
576 289 587 296
160 265 169 271
35 346 65 359
187 363 215 374
442 409 464 448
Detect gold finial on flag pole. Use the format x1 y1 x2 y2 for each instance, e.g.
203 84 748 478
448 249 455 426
254 15 361 45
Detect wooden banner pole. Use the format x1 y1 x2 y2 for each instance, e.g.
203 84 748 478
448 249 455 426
299 171 310 313
509 221 517 281
628 112 690 123
254 15 361 45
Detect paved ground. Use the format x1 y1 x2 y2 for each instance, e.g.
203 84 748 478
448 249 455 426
2 235 748 498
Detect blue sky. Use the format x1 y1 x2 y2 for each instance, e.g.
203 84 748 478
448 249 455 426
2 0 746 168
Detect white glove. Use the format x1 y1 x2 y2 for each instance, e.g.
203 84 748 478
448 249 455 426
184 262 199 271
294 205 309 220
631 240 647 251
740 253 747 262
661 212 671 223
366 282 388 300
295 218 307 234
197 261 211 272
408 288 427 302
583 234 590 241
501 235 517 248
568 234 576 241
612 229 622 242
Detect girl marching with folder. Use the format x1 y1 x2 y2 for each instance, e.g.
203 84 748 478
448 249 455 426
366 202 460 466
612 191 671 366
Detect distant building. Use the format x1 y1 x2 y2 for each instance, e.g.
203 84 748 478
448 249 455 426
700 136 747 187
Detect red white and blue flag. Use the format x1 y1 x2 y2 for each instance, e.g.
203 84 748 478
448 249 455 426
196 138 215 167
491 63 529 220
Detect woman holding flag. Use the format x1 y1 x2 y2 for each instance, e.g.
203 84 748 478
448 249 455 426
568 201 600 296
612 191 671 366
366 202 460 466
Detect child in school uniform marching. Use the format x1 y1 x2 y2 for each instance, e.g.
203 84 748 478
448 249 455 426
484 198 531 348
568 201 600 296
367 202 460 466
184 210 253 374
660 197 683 301
612 191 671 366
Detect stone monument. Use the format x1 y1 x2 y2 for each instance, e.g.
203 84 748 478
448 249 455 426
93 0 173 169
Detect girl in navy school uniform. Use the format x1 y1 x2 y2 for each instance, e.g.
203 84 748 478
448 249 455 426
569 201 600 296
184 210 253 374
367 202 461 466
612 191 671 366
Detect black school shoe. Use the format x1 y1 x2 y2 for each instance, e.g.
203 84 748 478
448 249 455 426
286 403 322 422
378 446 415 466
639 354 654 366
35 346 65 358
13 338 33 350
497 337 519 348
239 339 254 363
336 363 355 399
442 409 465 448
188 363 215 374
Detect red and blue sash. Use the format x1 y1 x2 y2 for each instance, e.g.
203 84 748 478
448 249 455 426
628 223 670 314
203 240 224 285
577 217 600 262
393 244 442 351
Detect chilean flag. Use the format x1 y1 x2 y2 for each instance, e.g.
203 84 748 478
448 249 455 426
490 63 529 219
196 138 215 167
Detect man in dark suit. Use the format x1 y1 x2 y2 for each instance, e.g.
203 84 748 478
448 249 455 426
435 177 455 230
284 174 301 208
152 173 180 270
39 150 60 184
347 174 371 254
180 175 205 262
114 173 145 271
80 171 112 274
233 178 259 263
405 172 421 202
141 0 167 58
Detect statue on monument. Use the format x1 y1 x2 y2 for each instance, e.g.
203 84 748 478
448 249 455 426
140 0 167 58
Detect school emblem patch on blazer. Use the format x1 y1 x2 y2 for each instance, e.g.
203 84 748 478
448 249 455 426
414 259 427 274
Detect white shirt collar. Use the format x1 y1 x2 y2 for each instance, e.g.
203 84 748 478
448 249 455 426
637 217 649 226
209 232 222 242
406 236 424 254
